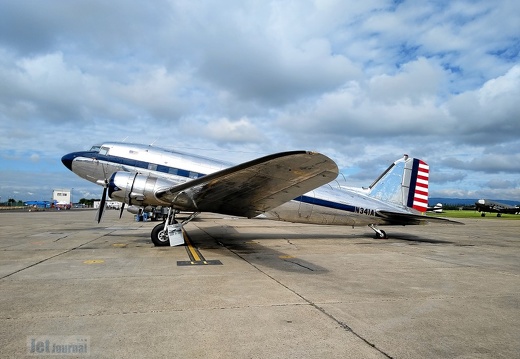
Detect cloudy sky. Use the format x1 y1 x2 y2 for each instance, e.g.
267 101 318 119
0 0 519 203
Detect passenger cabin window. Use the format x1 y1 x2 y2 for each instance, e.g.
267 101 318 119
148 164 157 171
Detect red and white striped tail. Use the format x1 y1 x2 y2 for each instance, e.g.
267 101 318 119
367 155 430 212
408 159 429 212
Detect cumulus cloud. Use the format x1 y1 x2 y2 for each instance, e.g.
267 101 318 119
179 116 266 145
444 153 520 174
430 171 467 185
447 65 520 144
484 179 519 190
0 0 519 200
278 57 454 139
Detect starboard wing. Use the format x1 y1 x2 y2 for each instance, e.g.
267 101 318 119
156 151 339 218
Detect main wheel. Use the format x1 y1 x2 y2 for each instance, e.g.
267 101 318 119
376 230 387 239
151 223 170 246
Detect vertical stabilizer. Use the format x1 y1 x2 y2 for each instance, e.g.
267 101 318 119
368 156 429 213
404 158 429 212
403 158 430 212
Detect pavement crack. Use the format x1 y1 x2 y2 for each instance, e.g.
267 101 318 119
286 239 297 248
0 230 117 280
53 235 69 242
2 302 311 320
222 242 393 358
283 259 314 271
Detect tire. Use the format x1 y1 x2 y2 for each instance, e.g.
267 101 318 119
376 230 387 239
151 223 170 246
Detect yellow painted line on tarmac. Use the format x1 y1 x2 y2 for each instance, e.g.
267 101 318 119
279 255 294 259
183 229 202 262
177 229 222 266
83 259 105 264
112 243 127 248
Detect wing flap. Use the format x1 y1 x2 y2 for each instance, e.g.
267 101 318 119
156 151 338 217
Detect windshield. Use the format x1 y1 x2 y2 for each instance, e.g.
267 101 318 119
89 145 101 153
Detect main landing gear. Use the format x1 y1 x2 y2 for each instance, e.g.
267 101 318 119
150 208 199 247
369 224 388 239
480 212 502 217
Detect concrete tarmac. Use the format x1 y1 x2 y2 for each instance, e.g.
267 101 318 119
0 209 519 358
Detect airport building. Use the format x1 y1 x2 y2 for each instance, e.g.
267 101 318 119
93 200 122 210
52 189 71 206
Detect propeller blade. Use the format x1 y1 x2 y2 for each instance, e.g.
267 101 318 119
119 203 125 219
96 186 108 223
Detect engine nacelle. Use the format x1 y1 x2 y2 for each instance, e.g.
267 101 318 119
127 205 157 214
108 172 175 206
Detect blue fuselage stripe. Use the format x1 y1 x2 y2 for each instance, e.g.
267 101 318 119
78 152 206 179
296 195 357 213
407 159 419 207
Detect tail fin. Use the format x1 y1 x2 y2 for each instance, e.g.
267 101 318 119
367 155 429 213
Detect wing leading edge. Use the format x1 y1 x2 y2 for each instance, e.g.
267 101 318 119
156 151 339 218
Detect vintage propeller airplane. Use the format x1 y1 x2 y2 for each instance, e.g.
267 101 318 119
475 199 520 217
62 142 459 246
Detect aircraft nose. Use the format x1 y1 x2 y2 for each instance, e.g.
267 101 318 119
61 153 75 171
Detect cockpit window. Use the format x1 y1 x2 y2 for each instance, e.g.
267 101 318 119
89 145 109 155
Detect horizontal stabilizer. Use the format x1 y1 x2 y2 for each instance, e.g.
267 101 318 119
376 210 464 226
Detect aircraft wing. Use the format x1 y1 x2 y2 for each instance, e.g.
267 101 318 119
376 210 464 225
156 151 339 218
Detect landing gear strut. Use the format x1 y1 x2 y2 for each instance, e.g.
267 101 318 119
369 224 388 239
150 208 199 247
151 208 179 247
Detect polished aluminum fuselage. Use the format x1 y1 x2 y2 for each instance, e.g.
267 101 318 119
63 142 412 227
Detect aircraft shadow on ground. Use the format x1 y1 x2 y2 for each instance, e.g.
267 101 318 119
187 225 335 273
101 222 454 246
184 225 451 272
380 232 454 244
99 224 454 272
